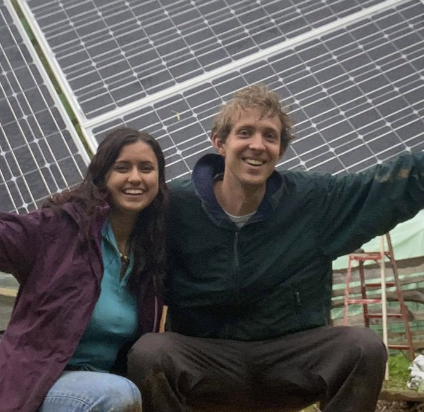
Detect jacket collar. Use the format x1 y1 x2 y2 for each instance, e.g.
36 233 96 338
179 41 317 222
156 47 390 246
192 153 283 223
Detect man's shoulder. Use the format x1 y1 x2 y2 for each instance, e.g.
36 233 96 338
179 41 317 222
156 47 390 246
169 175 194 194
168 176 199 206
276 168 333 186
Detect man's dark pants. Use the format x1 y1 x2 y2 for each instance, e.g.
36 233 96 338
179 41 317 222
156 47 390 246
127 326 387 412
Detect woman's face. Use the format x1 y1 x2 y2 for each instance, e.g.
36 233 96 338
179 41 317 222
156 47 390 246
105 141 159 217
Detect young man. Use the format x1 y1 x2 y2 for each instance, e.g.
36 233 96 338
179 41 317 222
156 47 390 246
128 84 424 412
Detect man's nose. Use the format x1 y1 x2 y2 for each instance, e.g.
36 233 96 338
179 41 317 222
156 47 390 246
249 133 266 150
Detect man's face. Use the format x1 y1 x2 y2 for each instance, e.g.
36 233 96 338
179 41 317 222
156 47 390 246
212 107 284 190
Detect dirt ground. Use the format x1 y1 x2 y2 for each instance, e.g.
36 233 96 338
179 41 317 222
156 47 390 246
302 401 424 412
302 399 424 411
303 401 424 411
376 401 424 411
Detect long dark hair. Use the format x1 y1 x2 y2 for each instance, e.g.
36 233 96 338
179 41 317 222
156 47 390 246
47 127 169 292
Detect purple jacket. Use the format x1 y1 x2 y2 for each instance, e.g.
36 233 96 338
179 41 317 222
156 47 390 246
0 202 162 412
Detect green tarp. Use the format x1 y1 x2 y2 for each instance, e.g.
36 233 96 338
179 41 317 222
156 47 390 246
333 209 424 270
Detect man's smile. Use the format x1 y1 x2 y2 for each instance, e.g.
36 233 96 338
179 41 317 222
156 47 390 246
243 158 266 166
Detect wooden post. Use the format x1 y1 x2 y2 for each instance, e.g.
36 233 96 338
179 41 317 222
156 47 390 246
380 236 389 380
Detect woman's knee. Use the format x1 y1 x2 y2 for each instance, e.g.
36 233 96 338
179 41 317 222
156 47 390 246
39 371 142 412
95 374 141 411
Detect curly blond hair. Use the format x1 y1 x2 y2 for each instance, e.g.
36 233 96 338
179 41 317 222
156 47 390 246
211 84 295 152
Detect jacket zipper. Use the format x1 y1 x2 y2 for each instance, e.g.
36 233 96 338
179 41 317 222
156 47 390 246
153 296 158 332
225 229 241 338
233 230 240 269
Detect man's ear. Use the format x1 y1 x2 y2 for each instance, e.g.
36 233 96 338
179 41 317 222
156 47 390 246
212 134 226 156
279 148 285 158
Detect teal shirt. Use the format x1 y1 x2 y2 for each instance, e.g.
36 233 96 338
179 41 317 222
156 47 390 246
68 221 138 372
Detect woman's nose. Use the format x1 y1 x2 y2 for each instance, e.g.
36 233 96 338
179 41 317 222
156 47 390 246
128 167 142 182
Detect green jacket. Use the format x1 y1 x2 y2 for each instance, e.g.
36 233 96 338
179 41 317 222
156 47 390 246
167 152 424 341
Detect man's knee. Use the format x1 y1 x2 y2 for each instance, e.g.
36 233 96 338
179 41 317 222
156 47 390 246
344 327 386 353
335 326 388 366
127 333 192 411
128 332 180 377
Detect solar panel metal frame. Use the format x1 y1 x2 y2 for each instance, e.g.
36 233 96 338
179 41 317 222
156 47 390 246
1 0 90 212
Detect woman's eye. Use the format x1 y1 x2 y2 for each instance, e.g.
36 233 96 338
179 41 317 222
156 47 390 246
114 165 128 172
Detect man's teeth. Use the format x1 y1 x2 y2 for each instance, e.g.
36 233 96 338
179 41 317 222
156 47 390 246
245 159 264 166
124 189 144 194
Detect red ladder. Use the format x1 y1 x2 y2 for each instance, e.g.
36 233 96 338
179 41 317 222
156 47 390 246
343 233 414 360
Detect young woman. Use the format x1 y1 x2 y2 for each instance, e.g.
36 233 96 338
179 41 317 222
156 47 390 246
0 128 168 412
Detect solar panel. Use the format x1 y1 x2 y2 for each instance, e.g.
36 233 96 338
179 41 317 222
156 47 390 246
0 1 89 213
1 0 423 336
87 0 424 180
3 0 424 356
20 0 390 122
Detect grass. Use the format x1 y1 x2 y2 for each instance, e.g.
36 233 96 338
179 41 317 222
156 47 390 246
383 353 413 391
300 405 320 411
300 406 320 412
